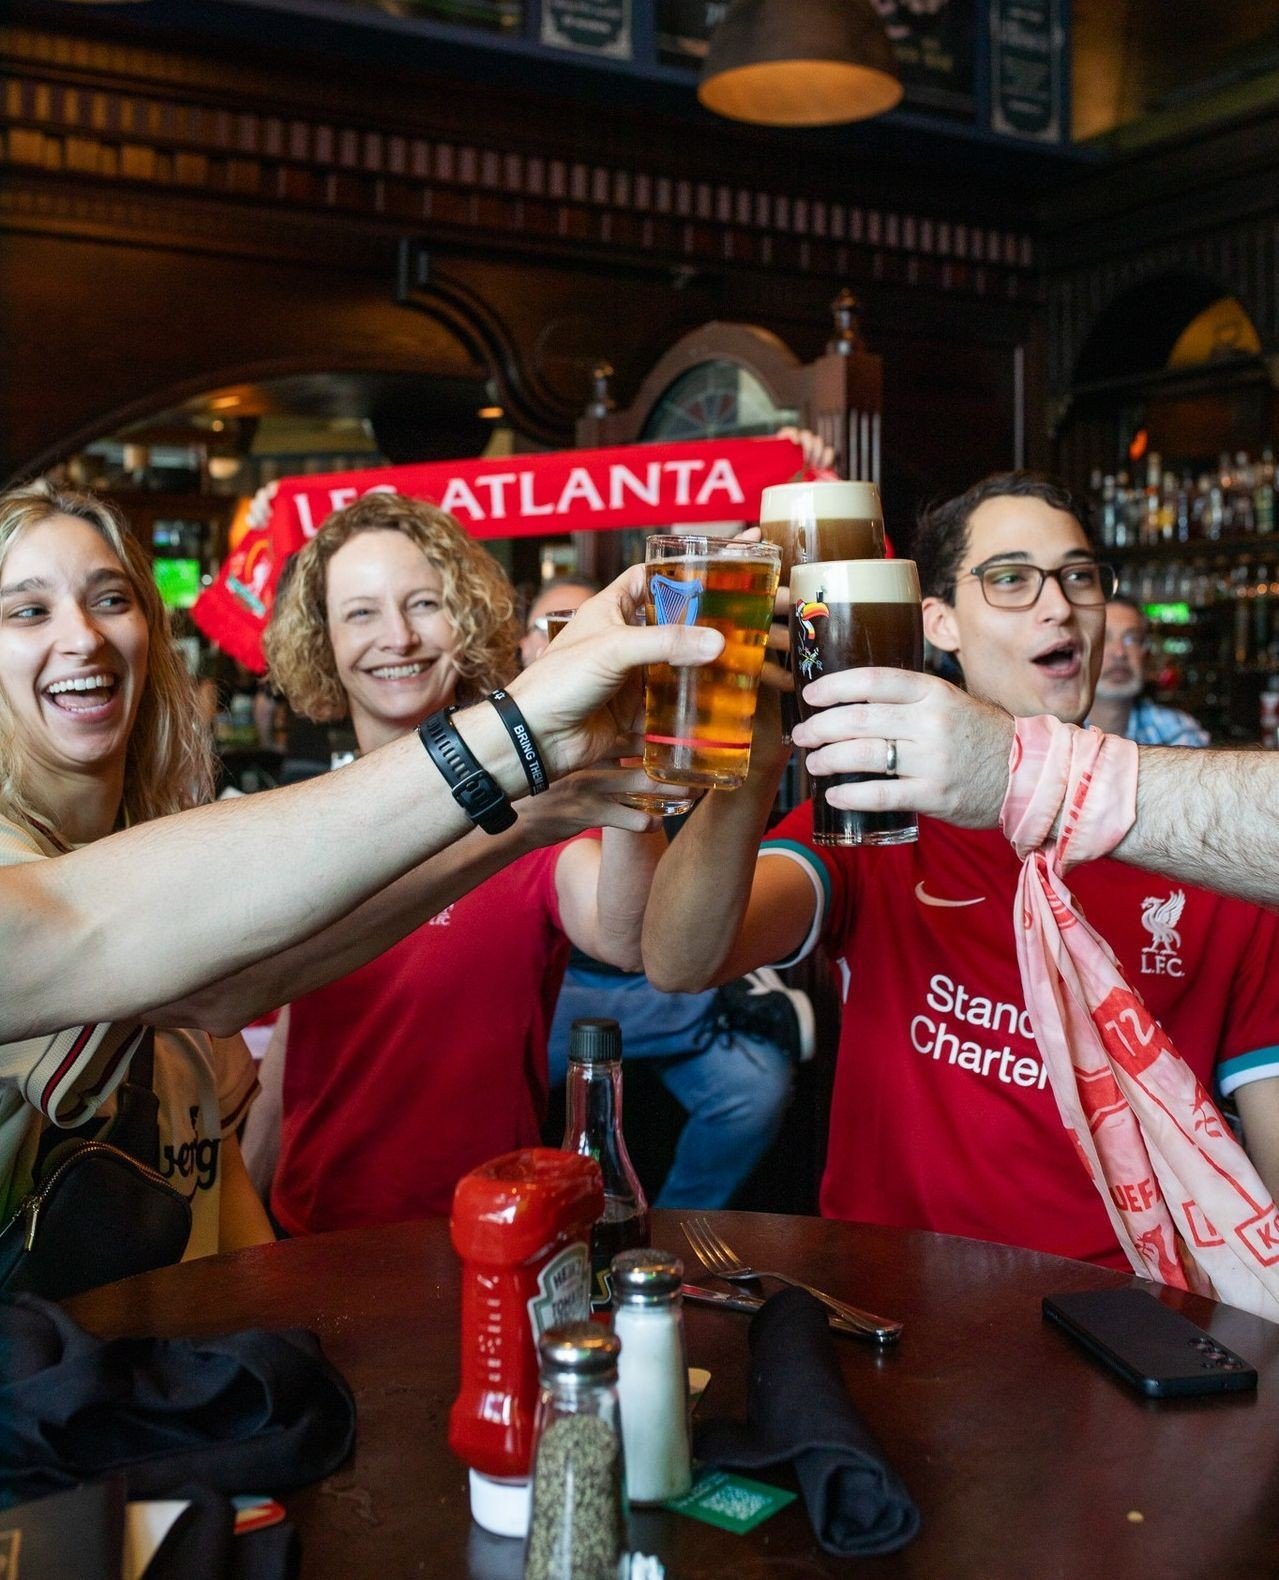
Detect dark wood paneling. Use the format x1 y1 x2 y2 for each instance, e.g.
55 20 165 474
0 17 1045 476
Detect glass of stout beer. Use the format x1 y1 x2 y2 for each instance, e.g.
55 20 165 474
543 608 697 815
643 535 781 792
760 481 885 738
789 558 923 846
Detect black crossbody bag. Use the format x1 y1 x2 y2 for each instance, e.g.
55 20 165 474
0 1031 192 1300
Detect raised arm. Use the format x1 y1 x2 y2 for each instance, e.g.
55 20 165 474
152 753 663 1031
793 668 1279 908
1 568 724 1041
1113 747 1279 907
641 692 813 992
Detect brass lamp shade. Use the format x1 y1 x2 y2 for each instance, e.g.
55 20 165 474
699 0 903 127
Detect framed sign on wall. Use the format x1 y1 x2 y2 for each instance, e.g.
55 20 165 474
990 0 1065 142
540 0 632 58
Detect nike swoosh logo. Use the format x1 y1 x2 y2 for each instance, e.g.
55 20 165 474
915 881 985 908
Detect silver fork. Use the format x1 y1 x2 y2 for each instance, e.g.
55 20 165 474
682 1216 903 1345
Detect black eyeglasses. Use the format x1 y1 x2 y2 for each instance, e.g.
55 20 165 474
965 559 1117 610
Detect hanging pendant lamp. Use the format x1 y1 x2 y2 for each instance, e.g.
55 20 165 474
699 0 903 127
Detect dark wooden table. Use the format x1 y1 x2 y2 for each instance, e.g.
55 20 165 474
67 1211 1279 1578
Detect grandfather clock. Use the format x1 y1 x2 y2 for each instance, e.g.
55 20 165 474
574 290 882 583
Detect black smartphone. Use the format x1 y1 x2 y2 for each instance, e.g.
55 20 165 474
1043 1287 1259 1398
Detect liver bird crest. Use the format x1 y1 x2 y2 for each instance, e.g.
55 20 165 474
1141 890 1185 954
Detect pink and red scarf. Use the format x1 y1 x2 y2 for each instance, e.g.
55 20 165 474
1002 715 1279 1319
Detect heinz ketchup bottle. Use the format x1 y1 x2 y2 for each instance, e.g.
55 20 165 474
449 1148 603 1538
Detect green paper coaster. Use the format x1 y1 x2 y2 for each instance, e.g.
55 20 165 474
664 1467 797 1534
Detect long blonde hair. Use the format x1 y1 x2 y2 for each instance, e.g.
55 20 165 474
0 486 214 835
264 492 518 721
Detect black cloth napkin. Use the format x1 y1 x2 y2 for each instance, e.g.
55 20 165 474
145 1484 298 1580
0 1478 297 1580
693 1285 921 1556
0 1294 355 1509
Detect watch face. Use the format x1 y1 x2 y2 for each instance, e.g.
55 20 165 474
641 360 797 442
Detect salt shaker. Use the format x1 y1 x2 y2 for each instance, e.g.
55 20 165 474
611 1249 692 1505
524 1323 625 1580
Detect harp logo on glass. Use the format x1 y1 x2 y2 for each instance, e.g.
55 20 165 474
651 574 704 626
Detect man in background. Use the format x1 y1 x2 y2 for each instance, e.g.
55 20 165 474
1087 598 1209 746
519 576 598 667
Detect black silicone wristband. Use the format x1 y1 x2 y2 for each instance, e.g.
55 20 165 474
417 707 517 835
487 689 549 797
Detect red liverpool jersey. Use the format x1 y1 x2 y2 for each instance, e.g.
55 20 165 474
763 807 1279 1268
272 845 569 1234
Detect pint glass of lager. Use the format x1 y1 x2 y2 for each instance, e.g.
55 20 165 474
643 535 781 792
790 558 923 846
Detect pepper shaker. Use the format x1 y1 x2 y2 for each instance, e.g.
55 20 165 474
524 1323 626 1580
611 1249 692 1505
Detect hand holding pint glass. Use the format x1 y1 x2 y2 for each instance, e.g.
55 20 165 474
643 536 781 792
790 558 923 846
535 606 698 816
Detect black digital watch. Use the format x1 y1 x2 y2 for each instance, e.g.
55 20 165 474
417 707 517 835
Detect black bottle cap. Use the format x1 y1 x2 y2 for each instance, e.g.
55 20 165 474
568 1017 622 1065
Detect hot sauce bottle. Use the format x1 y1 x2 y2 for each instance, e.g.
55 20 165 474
449 1147 603 1538
561 1018 651 1316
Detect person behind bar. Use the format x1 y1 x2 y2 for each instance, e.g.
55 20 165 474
1086 597 1209 747
0 485 722 1266
247 493 669 1233
641 472 1279 1269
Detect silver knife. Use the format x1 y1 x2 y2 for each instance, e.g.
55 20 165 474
682 1282 870 1340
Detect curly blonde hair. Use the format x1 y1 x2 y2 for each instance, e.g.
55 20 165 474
0 485 214 835
264 492 519 721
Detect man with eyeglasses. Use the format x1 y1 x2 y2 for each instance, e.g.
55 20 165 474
641 472 1279 1268
1087 598 1210 747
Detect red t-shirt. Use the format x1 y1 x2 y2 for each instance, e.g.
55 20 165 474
763 807 1279 1269
272 845 569 1234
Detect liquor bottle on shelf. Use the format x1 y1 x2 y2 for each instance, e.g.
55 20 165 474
1099 473 1118 549
1142 455 1162 546
1232 454 1256 536
1256 449 1276 536
1091 450 1277 554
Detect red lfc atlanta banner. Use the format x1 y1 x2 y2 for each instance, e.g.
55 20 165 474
192 436 806 672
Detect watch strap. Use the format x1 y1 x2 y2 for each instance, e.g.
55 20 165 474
418 708 517 835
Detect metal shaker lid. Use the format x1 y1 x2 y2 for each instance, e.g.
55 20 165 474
610 1248 683 1304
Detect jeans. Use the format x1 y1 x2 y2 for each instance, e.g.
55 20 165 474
548 966 794 1209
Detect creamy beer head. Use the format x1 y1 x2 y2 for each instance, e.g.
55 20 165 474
790 557 920 608
760 481 883 524
760 482 885 576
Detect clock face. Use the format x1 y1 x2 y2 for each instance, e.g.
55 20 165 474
641 360 796 441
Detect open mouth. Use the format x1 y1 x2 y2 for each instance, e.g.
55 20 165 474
1031 644 1081 679
44 672 120 716
367 660 434 682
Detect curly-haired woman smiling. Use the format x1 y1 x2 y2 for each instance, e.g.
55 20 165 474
252 492 664 1232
